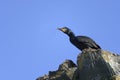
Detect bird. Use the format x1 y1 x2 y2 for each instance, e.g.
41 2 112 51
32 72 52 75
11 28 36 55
58 27 101 51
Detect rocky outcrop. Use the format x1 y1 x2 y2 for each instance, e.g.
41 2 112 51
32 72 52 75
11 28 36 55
36 60 77 80
36 50 120 80
73 50 120 80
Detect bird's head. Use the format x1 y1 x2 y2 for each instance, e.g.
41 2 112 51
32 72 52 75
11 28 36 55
57 27 72 35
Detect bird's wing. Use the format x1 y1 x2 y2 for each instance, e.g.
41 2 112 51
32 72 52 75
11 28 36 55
76 36 100 48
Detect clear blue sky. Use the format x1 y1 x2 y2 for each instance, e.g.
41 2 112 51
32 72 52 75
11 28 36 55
0 0 120 80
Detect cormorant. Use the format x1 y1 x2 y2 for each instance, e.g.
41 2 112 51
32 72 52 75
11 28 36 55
58 27 101 51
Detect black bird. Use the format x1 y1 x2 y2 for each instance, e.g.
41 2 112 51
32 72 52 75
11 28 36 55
58 27 101 51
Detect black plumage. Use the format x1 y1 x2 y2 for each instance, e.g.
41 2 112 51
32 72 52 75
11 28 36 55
58 27 101 51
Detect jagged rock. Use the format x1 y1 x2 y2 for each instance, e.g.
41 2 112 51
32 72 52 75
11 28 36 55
36 60 77 80
36 50 120 80
58 59 77 71
101 50 120 75
73 50 120 80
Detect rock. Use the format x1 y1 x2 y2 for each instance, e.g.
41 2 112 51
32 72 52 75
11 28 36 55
73 49 120 80
73 50 111 80
101 50 120 76
36 50 120 80
58 59 77 71
36 60 77 80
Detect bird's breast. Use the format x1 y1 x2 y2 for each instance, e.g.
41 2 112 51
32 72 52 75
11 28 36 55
70 37 88 50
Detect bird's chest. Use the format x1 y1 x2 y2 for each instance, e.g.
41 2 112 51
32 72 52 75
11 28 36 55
70 38 80 46
69 37 85 50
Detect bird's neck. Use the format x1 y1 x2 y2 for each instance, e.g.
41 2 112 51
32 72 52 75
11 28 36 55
68 32 75 38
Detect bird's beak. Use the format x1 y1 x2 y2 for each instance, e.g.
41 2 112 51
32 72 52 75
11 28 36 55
57 28 62 31
57 27 67 33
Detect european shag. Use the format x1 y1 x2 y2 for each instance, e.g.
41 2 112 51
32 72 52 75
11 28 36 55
58 27 101 51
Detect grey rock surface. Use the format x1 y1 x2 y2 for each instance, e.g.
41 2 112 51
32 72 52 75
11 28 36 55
36 50 120 80
36 60 77 80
